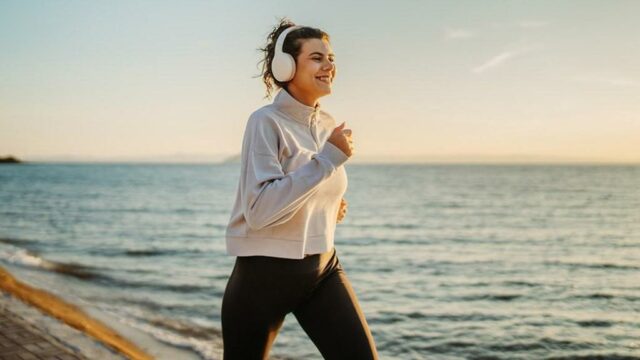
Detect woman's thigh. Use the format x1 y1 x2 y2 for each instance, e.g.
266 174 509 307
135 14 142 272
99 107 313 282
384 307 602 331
292 266 379 360
221 258 295 360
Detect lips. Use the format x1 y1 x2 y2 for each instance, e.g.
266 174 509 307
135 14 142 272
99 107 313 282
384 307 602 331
316 75 331 84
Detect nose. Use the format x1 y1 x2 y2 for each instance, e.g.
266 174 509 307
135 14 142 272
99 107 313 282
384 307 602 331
322 59 335 71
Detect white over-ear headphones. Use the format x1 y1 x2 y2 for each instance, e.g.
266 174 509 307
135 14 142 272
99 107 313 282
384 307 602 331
271 25 303 82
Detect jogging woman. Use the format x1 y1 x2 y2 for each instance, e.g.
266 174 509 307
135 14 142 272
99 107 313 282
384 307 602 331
221 18 379 359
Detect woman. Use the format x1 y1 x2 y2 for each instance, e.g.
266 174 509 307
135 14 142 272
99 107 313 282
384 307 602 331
221 18 379 359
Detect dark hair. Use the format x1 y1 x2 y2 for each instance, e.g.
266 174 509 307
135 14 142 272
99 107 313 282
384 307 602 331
255 17 331 100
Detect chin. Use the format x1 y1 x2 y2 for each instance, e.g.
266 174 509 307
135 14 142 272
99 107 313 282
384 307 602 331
319 87 332 96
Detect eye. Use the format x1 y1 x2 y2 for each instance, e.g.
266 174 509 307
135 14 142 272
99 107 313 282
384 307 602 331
313 57 335 63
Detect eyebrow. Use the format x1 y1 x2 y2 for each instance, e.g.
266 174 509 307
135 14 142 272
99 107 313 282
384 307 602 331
309 52 335 57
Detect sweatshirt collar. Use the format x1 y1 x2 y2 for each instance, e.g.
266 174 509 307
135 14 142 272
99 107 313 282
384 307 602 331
273 88 320 126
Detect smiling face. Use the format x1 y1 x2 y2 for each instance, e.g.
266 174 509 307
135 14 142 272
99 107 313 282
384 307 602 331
286 38 336 107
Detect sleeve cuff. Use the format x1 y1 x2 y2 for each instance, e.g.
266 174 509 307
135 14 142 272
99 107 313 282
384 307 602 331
317 142 350 169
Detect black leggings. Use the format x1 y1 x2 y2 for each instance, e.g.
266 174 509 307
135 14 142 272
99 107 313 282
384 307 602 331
221 247 379 360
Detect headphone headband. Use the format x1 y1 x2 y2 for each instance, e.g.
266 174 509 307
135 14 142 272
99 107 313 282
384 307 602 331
275 25 302 56
272 25 303 82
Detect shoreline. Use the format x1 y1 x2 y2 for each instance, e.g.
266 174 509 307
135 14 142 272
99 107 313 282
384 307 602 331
0 265 204 360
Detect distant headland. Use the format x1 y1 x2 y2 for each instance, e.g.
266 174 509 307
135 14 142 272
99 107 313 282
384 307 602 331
0 155 22 164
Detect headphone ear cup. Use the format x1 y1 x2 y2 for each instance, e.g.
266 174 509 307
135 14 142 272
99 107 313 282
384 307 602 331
283 53 296 81
273 52 296 82
271 24 302 83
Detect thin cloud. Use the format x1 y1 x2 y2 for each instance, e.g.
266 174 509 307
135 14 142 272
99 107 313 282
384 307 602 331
444 28 475 40
472 45 539 74
472 51 516 73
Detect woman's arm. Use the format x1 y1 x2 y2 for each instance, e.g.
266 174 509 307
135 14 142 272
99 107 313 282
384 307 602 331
240 115 349 230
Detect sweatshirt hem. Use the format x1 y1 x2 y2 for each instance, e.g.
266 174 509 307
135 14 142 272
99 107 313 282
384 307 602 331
225 235 333 260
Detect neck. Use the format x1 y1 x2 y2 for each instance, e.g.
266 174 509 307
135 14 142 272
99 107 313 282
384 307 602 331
286 85 319 108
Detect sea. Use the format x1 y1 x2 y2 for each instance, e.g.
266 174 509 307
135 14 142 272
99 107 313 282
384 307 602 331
1 163 639 360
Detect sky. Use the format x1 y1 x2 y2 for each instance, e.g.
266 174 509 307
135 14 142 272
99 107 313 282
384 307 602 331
1 0 638 163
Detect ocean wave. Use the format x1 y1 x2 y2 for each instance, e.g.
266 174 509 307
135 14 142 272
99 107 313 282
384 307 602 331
109 311 222 360
145 316 221 340
98 303 310 360
87 247 207 257
573 293 639 302
0 246 105 280
383 310 507 322
486 337 595 352
545 261 640 271
90 274 215 294
0 244 212 295
575 320 613 328
455 293 523 302
545 354 640 360
0 236 42 247
501 280 541 287
421 340 477 353
94 296 214 315
349 223 419 230
577 293 615 299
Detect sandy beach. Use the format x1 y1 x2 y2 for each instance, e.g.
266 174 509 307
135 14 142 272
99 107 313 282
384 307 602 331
0 265 205 360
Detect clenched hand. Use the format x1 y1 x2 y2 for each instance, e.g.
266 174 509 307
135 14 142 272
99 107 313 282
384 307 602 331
327 122 354 157
336 198 348 223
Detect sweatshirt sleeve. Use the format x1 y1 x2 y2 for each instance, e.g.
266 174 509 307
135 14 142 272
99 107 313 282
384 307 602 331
241 116 349 231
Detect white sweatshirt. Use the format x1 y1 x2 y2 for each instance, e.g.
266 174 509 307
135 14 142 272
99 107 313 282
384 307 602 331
225 88 350 259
